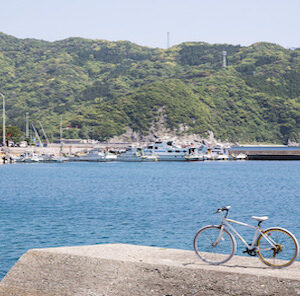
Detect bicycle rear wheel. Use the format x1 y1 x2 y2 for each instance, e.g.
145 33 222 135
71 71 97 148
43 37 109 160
193 225 236 265
257 227 299 268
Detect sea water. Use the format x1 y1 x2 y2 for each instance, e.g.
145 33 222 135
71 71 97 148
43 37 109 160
0 161 299 278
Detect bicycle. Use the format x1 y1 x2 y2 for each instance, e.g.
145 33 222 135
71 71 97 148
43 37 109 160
193 206 299 268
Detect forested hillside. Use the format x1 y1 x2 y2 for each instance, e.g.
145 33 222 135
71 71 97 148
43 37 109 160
0 32 299 144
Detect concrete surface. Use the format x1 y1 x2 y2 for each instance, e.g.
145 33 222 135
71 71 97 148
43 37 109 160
0 244 299 296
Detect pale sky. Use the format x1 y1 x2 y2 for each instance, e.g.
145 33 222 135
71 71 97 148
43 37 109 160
0 0 299 48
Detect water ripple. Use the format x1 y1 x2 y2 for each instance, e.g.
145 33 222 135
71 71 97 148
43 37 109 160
0 161 299 278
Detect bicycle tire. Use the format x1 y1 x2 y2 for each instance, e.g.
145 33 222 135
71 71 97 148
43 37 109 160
193 225 236 265
256 227 299 268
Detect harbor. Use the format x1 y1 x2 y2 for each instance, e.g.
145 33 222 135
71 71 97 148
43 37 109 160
0 140 237 163
1 140 300 163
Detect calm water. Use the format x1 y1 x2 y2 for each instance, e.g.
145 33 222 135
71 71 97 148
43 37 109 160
0 161 299 278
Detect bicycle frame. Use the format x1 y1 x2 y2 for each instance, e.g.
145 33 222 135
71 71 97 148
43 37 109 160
220 217 277 251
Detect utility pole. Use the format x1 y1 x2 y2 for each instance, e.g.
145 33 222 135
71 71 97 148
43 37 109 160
60 116 63 143
26 112 29 138
60 116 63 156
0 92 6 150
167 32 170 49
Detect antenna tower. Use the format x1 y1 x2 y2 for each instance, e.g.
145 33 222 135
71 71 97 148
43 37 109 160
222 51 227 68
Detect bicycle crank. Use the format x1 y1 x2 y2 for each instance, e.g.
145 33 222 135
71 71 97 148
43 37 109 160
243 248 257 256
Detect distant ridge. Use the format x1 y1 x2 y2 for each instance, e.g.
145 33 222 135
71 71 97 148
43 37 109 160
0 32 299 144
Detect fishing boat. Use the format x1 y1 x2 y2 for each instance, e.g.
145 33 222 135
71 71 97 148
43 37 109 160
187 147 204 161
98 152 117 162
73 148 104 161
231 153 247 160
206 145 229 160
51 155 69 162
117 147 157 162
15 152 43 163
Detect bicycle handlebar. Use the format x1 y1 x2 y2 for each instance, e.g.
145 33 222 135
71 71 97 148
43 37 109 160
216 206 231 214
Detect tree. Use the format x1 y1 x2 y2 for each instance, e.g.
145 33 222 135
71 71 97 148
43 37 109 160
0 125 23 144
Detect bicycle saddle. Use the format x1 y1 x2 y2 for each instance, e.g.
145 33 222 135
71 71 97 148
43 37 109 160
251 216 269 222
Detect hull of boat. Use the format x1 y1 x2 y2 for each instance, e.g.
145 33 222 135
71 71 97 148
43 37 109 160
156 156 187 161
117 157 143 162
185 158 204 161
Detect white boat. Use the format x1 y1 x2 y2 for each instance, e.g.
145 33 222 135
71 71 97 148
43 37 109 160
69 149 117 162
98 152 117 162
117 147 157 162
15 152 43 163
74 148 105 161
231 153 247 160
51 155 69 162
143 140 189 161
183 147 204 161
39 153 62 162
206 145 229 160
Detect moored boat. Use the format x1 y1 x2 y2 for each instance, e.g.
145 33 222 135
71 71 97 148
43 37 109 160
206 145 229 160
117 147 157 162
185 154 204 161
15 152 43 163
143 140 189 161
231 153 247 160
98 152 117 162
185 147 204 161
74 148 105 162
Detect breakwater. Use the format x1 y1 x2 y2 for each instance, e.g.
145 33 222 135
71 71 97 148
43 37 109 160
0 244 299 296
230 146 300 160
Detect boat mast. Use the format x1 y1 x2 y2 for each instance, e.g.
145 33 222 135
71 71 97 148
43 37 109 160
32 124 43 147
38 121 50 145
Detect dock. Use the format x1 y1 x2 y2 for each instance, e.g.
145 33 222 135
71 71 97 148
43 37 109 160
230 149 300 160
0 244 299 295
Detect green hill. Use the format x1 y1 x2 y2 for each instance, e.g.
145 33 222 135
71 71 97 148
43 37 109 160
0 32 299 144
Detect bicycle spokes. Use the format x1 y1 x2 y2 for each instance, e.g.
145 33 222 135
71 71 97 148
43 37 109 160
257 228 298 268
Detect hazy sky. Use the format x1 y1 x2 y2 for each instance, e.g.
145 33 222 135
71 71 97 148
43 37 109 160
0 0 299 48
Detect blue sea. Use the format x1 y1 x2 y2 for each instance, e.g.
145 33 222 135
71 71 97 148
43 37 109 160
0 161 299 278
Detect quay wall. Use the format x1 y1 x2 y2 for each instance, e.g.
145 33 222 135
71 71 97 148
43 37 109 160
230 149 300 160
2 143 134 156
3 144 300 160
0 244 299 296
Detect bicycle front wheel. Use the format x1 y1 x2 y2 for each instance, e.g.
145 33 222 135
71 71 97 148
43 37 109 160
193 225 236 265
257 227 299 268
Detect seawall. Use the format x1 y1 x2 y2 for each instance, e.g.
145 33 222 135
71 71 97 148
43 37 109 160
0 244 299 296
230 149 300 160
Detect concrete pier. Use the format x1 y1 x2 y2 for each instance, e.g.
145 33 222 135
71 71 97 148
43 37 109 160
0 244 299 296
230 149 300 160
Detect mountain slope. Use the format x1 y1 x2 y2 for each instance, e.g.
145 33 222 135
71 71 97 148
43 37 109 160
0 32 299 143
